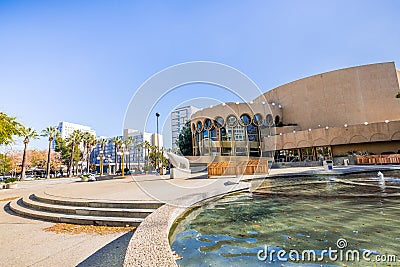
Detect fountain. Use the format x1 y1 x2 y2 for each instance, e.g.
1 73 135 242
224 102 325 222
171 170 400 266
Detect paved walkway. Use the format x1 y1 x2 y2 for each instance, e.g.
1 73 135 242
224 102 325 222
1 165 399 266
0 174 248 266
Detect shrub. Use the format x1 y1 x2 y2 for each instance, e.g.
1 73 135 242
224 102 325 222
5 177 18 184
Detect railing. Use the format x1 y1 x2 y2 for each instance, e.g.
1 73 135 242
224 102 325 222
356 154 400 165
208 159 269 177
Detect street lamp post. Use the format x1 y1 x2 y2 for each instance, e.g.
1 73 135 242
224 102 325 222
117 151 122 172
121 144 125 177
99 150 104 176
107 155 112 175
156 112 160 173
125 151 130 170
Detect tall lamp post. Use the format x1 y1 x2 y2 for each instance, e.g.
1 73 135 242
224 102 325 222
125 150 130 170
99 150 104 176
156 112 160 173
117 151 122 172
107 155 112 175
121 144 125 177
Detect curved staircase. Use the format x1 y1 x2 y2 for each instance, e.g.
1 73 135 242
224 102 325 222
9 193 164 226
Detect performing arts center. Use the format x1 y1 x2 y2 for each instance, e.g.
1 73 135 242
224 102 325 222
190 62 400 166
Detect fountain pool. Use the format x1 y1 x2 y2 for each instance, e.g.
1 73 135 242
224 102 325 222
170 171 400 266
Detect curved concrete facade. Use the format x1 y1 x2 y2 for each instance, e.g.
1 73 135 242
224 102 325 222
191 62 400 161
254 62 400 130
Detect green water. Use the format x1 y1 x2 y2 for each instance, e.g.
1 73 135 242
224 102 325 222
171 173 400 266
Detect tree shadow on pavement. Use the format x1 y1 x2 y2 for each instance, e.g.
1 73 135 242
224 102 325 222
77 231 134 267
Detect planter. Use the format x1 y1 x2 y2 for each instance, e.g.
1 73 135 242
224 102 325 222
6 182 17 189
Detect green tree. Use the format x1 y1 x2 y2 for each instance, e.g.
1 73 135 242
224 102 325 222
54 135 70 167
20 127 39 180
41 126 58 179
144 140 151 167
135 142 142 170
149 148 168 170
124 136 135 170
0 153 12 176
0 112 23 145
66 130 83 177
176 121 193 156
98 137 108 175
111 136 122 173
82 132 97 174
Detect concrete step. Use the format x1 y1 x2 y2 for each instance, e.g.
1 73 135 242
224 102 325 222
9 199 144 227
33 193 163 209
22 195 155 218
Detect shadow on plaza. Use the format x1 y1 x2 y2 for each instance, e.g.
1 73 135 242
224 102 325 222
77 231 134 267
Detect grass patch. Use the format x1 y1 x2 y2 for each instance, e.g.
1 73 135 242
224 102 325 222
43 223 135 235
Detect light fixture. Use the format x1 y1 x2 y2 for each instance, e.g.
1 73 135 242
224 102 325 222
308 128 312 132
385 120 389 123
267 135 271 137
261 101 266 105
278 104 282 109
293 130 296 133
364 122 368 125
250 101 254 104
222 103 226 106
235 102 239 105
318 124 321 128
325 126 329 130
279 133 283 136
272 102 276 106
344 124 348 127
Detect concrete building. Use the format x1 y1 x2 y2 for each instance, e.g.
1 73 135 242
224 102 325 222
123 129 153 169
171 106 200 149
56 121 96 140
190 62 400 164
90 136 120 174
151 133 163 149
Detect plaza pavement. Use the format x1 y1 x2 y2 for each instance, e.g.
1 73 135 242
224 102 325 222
0 173 250 267
1 165 399 266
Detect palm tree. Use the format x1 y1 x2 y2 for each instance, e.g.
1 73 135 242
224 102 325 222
111 136 122 174
144 140 151 167
66 130 83 177
124 136 135 170
20 127 39 180
41 126 58 179
98 138 108 175
136 142 143 170
82 132 96 174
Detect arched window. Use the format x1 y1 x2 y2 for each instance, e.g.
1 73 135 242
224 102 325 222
253 113 263 126
204 118 213 130
266 114 274 127
240 114 251 126
226 115 238 127
196 121 203 132
215 116 224 128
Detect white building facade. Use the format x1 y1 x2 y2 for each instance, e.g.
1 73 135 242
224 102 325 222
57 121 96 139
171 106 199 149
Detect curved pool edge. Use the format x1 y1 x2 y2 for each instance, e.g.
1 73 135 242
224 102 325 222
122 183 250 267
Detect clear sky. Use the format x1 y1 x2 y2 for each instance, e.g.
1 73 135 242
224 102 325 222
1 0 399 150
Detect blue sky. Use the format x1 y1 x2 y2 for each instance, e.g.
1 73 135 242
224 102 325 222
0 0 399 150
